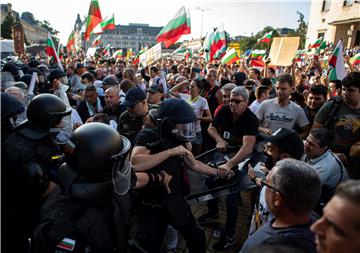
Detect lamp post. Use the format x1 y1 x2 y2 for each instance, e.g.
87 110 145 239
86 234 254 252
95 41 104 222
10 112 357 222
196 7 210 38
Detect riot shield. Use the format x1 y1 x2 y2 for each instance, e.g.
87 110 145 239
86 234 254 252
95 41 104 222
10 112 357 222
186 146 261 203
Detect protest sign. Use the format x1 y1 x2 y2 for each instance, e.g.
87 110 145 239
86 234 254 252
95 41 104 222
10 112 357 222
268 37 300 66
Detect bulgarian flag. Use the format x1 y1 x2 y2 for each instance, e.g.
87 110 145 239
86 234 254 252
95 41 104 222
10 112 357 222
156 6 191 48
295 49 306 62
350 53 360 65
133 47 147 64
103 44 111 57
92 34 102 46
66 31 75 52
328 40 346 81
310 37 323 48
112 49 123 59
257 31 273 44
172 46 187 55
92 13 115 34
221 48 239 65
45 32 63 71
209 24 227 61
250 49 266 60
84 0 103 41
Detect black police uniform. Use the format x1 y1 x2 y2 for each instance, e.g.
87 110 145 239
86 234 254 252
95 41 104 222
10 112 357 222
4 94 71 253
132 99 206 253
31 123 132 253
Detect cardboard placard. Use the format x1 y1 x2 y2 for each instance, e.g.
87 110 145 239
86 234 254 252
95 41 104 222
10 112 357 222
140 43 162 67
268 37 300 66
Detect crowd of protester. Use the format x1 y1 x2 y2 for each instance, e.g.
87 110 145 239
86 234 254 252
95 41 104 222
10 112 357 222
1 44 360 253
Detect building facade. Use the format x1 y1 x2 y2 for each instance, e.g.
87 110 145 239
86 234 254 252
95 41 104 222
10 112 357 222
1 4 47 44
306 0 360 48
89 23 162 52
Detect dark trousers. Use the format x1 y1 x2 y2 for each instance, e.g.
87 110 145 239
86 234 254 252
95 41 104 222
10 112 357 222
207 193 242 238
135 195 206 253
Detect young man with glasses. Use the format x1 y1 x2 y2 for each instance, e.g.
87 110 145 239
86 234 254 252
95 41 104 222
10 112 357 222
241 159 321 253
313 72 360 179
198 86 259 250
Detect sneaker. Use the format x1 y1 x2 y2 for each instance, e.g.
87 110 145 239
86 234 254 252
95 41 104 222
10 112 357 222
197 212 219 223
212 235 236 250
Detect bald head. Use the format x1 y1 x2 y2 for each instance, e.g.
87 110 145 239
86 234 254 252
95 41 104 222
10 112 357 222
105 86 120 108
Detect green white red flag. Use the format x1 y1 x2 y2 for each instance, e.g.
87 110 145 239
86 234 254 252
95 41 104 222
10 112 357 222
328 40 346 81
310 37 323 48
250 49 266 60
204 24 227 61
84 0 103 41
295 49 306 62
221 48 239 65
112 49 123 59
156 6 191 48
350 53 360 65
133 47 147 64
92 13 115 34
66 31 75 52
92 34 102 46
257 31 273 44
103 44 111 57
45 32 63 71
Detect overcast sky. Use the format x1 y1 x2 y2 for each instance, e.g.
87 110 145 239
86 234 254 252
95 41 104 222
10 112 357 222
8 0 311 44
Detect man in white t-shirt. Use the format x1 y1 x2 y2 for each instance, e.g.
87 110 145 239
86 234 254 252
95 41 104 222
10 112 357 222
256 74 310 139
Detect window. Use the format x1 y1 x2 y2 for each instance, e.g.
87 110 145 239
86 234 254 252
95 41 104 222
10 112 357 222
322 0 331 11
343 0 353 6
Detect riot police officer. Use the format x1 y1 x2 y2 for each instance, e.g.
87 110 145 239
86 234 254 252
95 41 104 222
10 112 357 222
4 93 71 253
31 123 133 253
130 98 232 253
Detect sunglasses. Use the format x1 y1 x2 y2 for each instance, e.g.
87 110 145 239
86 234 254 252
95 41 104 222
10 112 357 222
230 99 246 104
261 179 286 200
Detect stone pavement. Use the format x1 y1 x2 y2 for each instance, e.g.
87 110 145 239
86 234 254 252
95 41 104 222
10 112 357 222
175 191 255 253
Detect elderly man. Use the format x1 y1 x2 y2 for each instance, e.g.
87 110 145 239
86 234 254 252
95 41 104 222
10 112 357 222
103 86 124 123
198 86 259 250
214 82 237 116
240 159 321 253
304 128 349 204
311 180 360 253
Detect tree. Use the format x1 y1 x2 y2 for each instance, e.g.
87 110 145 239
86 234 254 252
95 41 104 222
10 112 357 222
38 20 60 47
1 13 15 39
239 26 279 52
296 11 307 49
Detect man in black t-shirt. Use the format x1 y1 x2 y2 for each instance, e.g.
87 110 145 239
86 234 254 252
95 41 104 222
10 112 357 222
199 86 259 250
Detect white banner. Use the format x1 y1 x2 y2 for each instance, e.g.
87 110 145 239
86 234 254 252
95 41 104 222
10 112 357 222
140 43 162 67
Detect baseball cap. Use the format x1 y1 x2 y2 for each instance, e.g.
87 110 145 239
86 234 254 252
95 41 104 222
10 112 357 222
146 83 164 94
121 86 146 108
261 128 304 159
103 75 119 86
49 69 66 83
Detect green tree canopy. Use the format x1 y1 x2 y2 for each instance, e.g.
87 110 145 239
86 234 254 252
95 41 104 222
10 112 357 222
1 13 15 39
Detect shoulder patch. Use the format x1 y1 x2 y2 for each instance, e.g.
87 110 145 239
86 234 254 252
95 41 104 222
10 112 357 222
56 238 76 251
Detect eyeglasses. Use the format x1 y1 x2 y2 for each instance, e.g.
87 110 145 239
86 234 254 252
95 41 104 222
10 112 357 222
261 179 286 200
230 99 246 104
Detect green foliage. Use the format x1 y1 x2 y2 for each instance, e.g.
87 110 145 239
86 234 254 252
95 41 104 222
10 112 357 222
1 13 15 39
238 26 278 52
38 19 60 47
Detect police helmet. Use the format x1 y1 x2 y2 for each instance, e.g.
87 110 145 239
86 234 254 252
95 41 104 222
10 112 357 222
65 123 131 193
27 94 71 130
157 98 197 142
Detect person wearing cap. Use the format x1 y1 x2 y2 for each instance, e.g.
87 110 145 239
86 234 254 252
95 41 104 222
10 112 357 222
117 86 149 144
146 82 165 105
240 159 321 253
247 128 305 235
